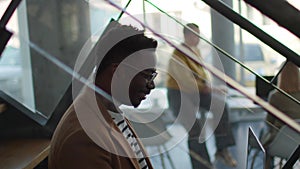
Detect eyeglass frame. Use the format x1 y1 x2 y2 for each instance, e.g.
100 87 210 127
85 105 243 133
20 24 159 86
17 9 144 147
139 70 158 85
116 62 158 85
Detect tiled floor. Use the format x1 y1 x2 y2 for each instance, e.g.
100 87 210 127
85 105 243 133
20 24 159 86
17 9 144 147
146 118 299 169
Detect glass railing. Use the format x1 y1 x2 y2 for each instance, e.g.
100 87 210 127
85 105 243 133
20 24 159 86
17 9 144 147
0 0 299 168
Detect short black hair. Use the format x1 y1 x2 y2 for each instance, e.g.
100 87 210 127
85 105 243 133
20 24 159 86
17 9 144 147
95 23 158 75
183 23 199 35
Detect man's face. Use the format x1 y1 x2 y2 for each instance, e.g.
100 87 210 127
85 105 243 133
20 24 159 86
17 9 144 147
129 67 157 107
111 50 157 107
128 51 157 107
186 27 200 47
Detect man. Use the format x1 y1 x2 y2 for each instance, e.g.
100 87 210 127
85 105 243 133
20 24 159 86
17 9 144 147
166 23 237 168
49 22 158 169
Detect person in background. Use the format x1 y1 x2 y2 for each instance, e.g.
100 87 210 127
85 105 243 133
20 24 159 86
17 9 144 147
166 23 237 168
49 22 158 169
262 61 300 168
265 61 300 142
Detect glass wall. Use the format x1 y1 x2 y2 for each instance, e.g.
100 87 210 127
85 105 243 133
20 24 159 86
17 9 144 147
1 0 299 167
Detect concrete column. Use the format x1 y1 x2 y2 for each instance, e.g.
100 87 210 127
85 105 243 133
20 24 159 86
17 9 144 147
211 0 236 81
26 0 91 117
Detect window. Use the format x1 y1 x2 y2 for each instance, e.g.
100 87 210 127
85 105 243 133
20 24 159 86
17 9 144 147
243 44 264 62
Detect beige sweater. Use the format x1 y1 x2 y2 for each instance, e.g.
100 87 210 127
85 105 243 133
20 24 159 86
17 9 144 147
49 88 153 169
267 90 300 129
166 44 208 93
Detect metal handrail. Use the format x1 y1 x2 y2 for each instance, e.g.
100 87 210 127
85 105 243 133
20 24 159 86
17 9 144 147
201 0 300 67
199 0 300 122
244 0 300 39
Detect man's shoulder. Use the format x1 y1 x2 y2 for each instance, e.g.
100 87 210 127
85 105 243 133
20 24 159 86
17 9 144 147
51 107 85 145
172 44 200 60
48 126 107 169
171 46 189 61
172 44 185 54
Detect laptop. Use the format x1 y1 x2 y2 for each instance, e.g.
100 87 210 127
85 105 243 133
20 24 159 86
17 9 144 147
246 127 266 169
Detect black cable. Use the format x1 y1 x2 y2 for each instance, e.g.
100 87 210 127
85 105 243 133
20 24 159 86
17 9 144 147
0 0 22 27
201 0 300 67
116 0 133 21
0 0 23 57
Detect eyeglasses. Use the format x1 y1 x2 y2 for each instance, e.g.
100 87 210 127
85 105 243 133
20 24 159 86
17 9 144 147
139 71 158 84
119 62 158 84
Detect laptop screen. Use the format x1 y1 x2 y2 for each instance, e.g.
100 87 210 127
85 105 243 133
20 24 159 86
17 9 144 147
246 127 266 169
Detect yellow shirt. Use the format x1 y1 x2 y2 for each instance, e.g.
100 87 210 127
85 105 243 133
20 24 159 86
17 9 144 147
166 44 208 93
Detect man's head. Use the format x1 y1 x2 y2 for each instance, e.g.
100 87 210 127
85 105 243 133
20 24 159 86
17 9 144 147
183 23 200 47
95 23 158 107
